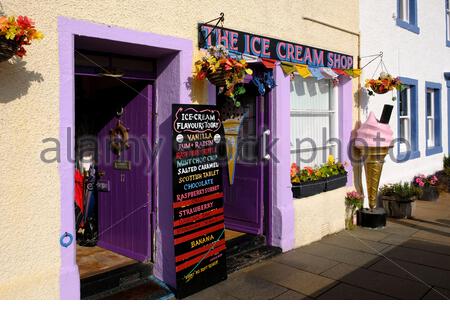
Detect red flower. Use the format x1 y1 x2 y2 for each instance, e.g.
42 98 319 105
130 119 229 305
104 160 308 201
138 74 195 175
17 16 34 29
290 163 299 178
304 166 314 175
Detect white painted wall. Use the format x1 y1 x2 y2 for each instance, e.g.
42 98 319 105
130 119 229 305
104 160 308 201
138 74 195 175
293 187 347 248
360 0 450 187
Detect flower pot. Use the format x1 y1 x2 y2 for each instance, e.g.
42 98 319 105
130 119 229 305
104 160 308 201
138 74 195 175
0 38 19 62
382 196 416 219
370 84 390 94
292 179 326 199
345 208 356 230
418 186 439 201
326 174 347 191
207 68 227 87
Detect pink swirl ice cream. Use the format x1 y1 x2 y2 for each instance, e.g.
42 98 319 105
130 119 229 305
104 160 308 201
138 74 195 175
355 112 393 147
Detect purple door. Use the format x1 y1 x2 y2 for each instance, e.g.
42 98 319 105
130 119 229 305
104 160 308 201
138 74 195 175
221 88 266 235
97 84 152 262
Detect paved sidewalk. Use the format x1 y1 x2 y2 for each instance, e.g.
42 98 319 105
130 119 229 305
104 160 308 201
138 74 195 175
187 193 450 300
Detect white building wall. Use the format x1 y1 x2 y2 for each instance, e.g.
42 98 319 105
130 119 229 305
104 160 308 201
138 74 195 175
360 0 450 186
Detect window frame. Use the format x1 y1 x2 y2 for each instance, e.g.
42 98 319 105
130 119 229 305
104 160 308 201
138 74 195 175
425 82 443 156
396 0 420 34
446 0 450 47
396 77 420 162
289 75 339 167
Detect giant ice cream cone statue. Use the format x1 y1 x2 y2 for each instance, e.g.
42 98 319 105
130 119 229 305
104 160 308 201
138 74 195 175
355 112 394 210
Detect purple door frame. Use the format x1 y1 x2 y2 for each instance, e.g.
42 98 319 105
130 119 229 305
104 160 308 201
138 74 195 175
58 17 192 299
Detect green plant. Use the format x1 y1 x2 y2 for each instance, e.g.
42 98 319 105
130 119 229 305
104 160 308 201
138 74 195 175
379 182 422 200
444 155 450 176
345 190 364 211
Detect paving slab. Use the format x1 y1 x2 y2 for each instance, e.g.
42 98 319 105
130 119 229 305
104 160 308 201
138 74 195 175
421 287 450 300
340 227 390 242
273 290 309 300
316 283 392 300
412 230 450 246
218 273 288 300
296 241 381 267
273 250 339 274
249 261 337 297
321 263 429 299
369 257 450 289
321 233 390 254
379 223 419 237
185 284 239 300
382 245 450 271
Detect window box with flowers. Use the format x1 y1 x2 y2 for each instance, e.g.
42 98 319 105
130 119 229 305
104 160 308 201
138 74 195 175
413 174 440 201
291 155 347 199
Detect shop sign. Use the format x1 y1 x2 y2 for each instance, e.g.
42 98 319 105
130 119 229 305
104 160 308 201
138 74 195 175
172 104 227 298
199 24 354 69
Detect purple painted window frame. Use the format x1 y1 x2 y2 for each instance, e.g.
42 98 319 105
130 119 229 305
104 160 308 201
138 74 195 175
58 16 192 299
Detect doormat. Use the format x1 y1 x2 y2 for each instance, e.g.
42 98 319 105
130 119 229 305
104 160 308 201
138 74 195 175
226 235 282 274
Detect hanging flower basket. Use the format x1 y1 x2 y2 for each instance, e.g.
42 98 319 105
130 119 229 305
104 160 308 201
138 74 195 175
0 15 44 62
206 66 227 87
0 38 19 62
194 45 253 107
365 72 402 95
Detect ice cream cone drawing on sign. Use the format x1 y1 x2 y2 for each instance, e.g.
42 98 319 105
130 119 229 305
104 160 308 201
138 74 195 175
355 112 393 210
223 114 246 185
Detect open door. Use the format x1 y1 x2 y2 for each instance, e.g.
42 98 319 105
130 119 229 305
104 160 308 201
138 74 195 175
97 84 152 262
221 87 266 235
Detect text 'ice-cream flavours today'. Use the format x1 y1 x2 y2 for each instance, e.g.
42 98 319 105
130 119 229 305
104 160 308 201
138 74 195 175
355 112 394 148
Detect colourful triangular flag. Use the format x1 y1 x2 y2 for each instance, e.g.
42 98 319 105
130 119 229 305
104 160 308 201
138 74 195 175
308 67 324 80
320 67 338 79
261 58 277 69
352 69 362 77
242 53 259 63
332 68 349 77
280 61 296 75
344 68 362 78
295 64 312 78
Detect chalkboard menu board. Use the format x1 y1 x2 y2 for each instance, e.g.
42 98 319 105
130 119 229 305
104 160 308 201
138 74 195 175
172 104 227 299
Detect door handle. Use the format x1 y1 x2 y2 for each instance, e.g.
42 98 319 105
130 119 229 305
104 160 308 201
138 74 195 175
98 170 105 177
262 129 271 160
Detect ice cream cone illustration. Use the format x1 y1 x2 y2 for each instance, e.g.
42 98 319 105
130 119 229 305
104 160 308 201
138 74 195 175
355 112 393 210
223 116 245 185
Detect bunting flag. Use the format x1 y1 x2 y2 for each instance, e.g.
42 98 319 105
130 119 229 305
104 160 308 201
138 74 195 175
320 67 338 79
343 68 362 78
241 53 260 63
308 67 324 80
295 64 312 78
332 68 350 77
261 58 277 69
280 61 296 75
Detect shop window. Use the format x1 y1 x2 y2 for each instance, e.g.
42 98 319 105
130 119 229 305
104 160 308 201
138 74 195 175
425 82 443 156
446 0 450 46
396 0 420 34
397 77 420 161
290 75 338 167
